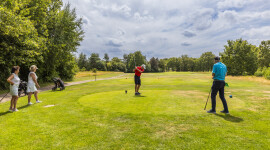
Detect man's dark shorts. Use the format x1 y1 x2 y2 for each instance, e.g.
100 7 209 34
134 75 141 85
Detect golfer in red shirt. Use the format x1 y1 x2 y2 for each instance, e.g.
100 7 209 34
134 64 145 95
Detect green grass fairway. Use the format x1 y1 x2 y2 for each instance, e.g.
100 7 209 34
0 72 269 149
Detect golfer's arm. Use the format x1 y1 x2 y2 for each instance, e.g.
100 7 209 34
212 73 215 79
7 75 14 85
31 74 39 86
136 68 143 73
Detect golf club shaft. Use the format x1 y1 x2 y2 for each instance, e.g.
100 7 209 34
204 88 211 110
0 92 9 102
134 56 136 67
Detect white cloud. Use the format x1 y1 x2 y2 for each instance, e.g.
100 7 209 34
63 0 270 59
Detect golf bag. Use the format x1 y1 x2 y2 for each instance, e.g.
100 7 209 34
52 77 65 91
18 80 27 97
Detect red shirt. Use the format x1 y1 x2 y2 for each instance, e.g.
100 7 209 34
135 66 144 76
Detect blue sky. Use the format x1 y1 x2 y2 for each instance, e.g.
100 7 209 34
63 0 270 59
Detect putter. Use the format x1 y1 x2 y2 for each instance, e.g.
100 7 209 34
204 88 212 110
0 92 9 102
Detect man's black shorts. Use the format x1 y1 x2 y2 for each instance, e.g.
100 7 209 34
134 75 141 85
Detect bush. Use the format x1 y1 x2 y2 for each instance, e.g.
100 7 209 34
263 67 270 80
254 68 263 77
80 67 86 72
92 68 97 73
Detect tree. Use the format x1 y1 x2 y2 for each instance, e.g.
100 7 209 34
77 53 87 69
149 57 159 72
103 53 110 70
0 5 44 87
126 51 147 72
0 0 84 87
158 59 166 72
87 53 101 70
199 52 215 72
258 40 270 68
109 57 126 72
220 39 258 75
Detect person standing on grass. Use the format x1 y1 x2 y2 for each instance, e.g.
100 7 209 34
207 56 229 114
7 66 20 112
134 64 145 95
27 65 42 105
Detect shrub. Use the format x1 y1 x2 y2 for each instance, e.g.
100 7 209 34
263 67 270 80
254 68 263 77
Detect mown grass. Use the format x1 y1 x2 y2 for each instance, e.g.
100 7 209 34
72 71 124 82
0 72 269 149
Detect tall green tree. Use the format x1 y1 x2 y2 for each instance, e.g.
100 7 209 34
103 53 110 70
220 39 258 75
126 51 147 72
199 52 215 72
149 57 159 72
77 53 87 69
258 40 270 68
0 6 44 87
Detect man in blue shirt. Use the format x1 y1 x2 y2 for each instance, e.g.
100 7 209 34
207 56 229 114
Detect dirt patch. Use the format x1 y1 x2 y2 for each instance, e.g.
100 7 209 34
154 124 191 139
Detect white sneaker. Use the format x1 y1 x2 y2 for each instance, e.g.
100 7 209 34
8 109 13 112
13 109 19 112
36 100 42 103
28 102 33 105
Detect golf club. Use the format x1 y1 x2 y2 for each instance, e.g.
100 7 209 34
0 92 9 103
134 55 136 67
204 87 212 110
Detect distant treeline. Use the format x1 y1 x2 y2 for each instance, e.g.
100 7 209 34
0 0 84 89
77 51 216 73
77 39 270 80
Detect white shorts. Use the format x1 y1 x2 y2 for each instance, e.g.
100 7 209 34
27 84 37 93
10 85 19 96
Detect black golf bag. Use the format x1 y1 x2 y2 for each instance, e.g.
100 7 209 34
52 77 65 91
18 80 27 97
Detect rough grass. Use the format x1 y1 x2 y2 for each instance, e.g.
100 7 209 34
0 72 269 149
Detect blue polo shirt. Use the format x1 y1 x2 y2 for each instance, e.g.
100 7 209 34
212 62 227 81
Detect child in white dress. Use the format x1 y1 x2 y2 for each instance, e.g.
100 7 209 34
27 65 41 104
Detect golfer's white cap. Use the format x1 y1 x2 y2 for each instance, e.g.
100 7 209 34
142 64 146 69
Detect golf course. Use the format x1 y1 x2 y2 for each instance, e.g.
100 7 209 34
0 72 269 149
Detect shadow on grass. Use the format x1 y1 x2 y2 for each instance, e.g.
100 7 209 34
0 104 31 117
0 111 11 116
215 114 244 123
17 104 31 110
133 95 147 97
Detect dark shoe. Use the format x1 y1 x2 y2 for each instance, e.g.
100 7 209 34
137 92 141 95
220 110 230 114
207 109 216 114
135 92 139 96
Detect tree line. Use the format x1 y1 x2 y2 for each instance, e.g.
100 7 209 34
77 51 216 73
77 39 270 80
0 0 84 89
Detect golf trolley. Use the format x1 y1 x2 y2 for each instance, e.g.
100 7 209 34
52 77 65 91
18 80 27 97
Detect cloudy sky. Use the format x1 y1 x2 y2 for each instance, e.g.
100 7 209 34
62 0 270 59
